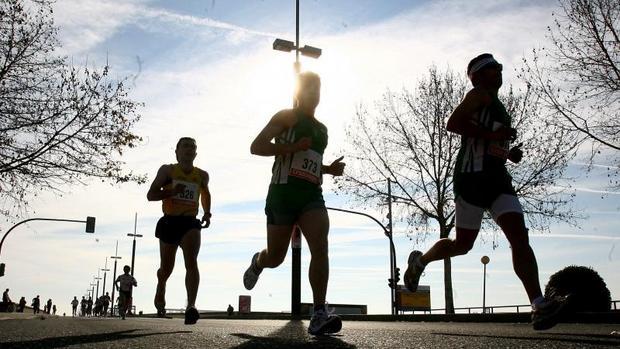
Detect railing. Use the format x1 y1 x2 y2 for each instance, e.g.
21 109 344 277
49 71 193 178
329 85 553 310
414 300 620 315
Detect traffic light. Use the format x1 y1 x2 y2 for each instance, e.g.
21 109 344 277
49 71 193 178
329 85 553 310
0 263 5 277
85 216 96 233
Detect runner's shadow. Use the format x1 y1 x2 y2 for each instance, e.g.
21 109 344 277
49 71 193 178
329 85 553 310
0 329 192 348
230 320 356 349
432 331 620 346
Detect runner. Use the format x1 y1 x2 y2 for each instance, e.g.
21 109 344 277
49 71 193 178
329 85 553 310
403 53 569 331
115 265 137 320
242 71 345 336
71 296 79 317
146 137 211 325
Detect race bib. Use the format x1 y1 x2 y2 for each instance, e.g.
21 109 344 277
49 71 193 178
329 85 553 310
290 149 322 184
172 179 199 204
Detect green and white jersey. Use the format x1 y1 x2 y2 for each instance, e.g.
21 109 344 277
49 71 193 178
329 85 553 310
454 93 512 176
270 110 328 188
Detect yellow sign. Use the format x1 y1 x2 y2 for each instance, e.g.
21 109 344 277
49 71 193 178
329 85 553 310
397 285 430 311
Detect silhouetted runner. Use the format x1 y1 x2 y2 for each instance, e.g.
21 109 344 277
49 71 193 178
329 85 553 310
115 265 137 320
243 72 345 336
403 53 569 331
147 137 211 325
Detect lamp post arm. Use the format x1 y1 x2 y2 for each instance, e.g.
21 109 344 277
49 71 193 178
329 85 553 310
0 218 88 258
326 207 390 237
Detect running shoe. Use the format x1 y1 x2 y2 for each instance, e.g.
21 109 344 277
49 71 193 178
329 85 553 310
243 252 262 290
184 306 199 325
404 250 425 292
308 307 342 336
532 295 571 331
154 301 166 318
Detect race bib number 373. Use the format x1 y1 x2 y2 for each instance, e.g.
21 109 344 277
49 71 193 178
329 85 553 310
290 149 322 184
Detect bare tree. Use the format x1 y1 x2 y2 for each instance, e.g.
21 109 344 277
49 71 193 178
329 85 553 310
0 0 145 217
336 66 580 313
521 0 619 183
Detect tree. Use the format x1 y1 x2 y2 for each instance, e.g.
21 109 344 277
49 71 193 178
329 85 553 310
336 66 580 313
0 0 145 217
521 0 619 184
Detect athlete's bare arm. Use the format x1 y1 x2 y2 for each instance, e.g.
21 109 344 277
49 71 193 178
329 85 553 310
146 165 184 201
200 170 211 227
250 109 311 156
447 89 516 141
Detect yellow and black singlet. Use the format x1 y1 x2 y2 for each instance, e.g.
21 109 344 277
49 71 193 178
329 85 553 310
162 164 203 217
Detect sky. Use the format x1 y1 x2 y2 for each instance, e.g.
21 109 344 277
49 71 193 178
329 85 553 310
1 0 619 316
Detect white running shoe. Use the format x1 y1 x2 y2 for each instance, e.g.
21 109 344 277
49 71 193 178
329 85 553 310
243 252 262 290
308 306 342 336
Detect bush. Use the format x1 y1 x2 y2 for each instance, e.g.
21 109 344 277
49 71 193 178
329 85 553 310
545 265 611 312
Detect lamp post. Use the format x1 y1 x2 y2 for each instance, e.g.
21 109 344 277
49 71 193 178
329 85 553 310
94 271 102 301
101 257 110 300
327 178 398 315
0 216 95 277
127 213 143 277
272 0 322 319
110 241 122 316
481 255 490 314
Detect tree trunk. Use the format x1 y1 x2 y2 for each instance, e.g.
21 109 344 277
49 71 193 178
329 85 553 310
439 223 455 314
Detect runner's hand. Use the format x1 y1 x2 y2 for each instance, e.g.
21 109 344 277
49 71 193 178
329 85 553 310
328 156 346 176
172 183 186 195
508 143 523 163
293 137 312 152
201 214 211 228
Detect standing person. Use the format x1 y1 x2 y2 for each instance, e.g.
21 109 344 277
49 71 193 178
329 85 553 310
80 296 87 317
242 72 345 336
86 297 93 317
403 53 569 331
115 265 137 320
32 295 40 314
102 292 111 316
18 297 26 312
71 297 79 317
147 137 211 325
2 288 10 304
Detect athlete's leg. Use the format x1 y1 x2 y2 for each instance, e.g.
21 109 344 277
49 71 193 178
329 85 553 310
496 212 542 302
156 241 178 306
420 228 479 265
256 224 295 269
179 228 201 308
297 208 329 307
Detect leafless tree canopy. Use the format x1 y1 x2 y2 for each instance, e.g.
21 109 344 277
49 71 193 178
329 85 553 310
0 0 145 217
521 0 619 184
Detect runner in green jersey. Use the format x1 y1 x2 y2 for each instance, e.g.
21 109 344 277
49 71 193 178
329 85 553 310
243 72 345 336
403 54 569 331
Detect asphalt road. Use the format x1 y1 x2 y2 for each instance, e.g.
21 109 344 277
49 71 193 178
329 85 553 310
1 314 619 348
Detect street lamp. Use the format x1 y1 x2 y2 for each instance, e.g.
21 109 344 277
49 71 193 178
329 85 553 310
272 0 322 319
326 178 398 315
127 213 143 277
110 241 122 316
0 216 96 277
100 257 110 300
481 255 490 314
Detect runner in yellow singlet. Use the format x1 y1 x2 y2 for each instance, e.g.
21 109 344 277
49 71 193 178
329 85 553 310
147 137 211 325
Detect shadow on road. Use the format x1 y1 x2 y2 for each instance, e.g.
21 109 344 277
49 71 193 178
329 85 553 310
432 331 620 346
0 328 193 348
230 320 356 349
